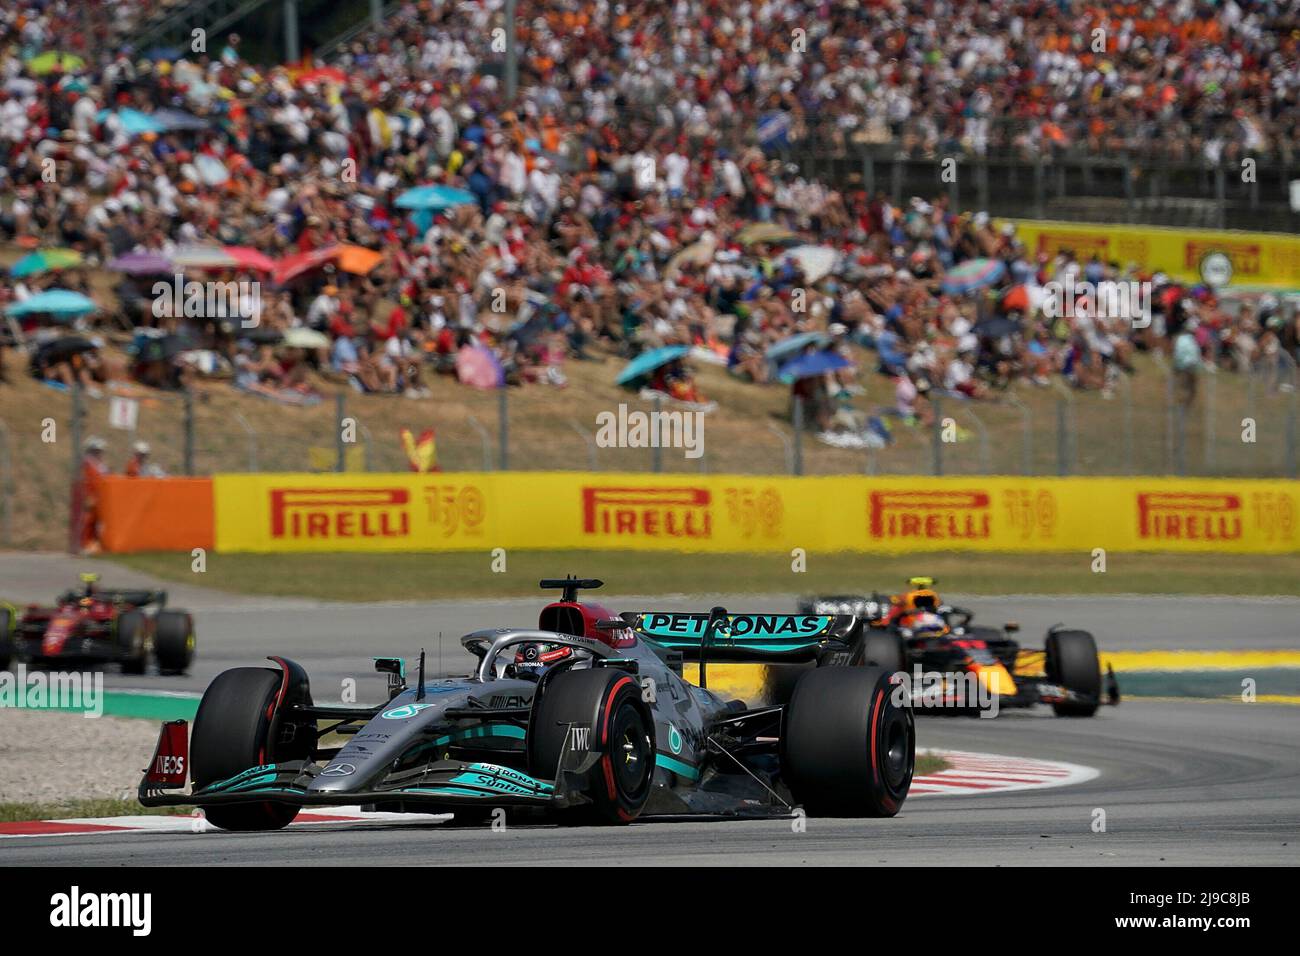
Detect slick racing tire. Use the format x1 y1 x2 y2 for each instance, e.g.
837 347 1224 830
154 610 195 675
0 608 12 671
1045 629 1101 717
528 668 654 824
190 667 299 831
857 629 906 674
782 666 913 817
116 610 149 675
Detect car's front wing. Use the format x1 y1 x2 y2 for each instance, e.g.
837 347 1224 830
139 758 590 812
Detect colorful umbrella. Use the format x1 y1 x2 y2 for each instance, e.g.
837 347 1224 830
26 51 85 75
153 108 209 132
765 331 832 365
336 245 383 275
5 289 97 319
736 222 799 246
272 246 341 285
222 247 276 273
455 344 505 389
9 248 82 277
96 107 165 137
615 345 690 387
193 154 230 186
785 245 838 283
395 185 477 211
171 244 238 269
778 350 853 383
283 327 330 349
940 258 1007 296
107 252 174 275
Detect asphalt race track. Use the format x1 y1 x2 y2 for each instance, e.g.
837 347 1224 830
3 555 1298 865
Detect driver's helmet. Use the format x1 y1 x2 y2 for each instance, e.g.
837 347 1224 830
511 642 573 679
902 610 948 637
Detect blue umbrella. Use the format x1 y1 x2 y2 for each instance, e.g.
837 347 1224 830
96 107 165 137
940 258 1007 296
153 108 209 132
394 184 477 211
615 345 690 387
6 289 97 319
765 331 831 365
778 350 853 383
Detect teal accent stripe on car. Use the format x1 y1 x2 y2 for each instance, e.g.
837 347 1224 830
404 722 526 760
655 753 701 781
401 787 495 798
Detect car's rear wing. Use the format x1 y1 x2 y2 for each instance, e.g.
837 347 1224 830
623 611 857 663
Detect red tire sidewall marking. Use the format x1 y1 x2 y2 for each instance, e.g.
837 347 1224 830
599 676 634 803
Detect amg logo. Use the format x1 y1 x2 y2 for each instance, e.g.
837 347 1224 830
270 488 410 539
488 695 532 708
582 487 712 537
1137 492 1242 541
869 490 991 540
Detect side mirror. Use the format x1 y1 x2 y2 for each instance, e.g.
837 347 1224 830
373 657 407 700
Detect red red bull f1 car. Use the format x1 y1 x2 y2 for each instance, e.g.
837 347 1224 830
799 577 1119 716
1 573 195 675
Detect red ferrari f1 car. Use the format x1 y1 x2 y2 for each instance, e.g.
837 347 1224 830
0 573 195 675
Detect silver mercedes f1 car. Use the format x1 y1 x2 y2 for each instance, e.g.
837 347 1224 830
138 577 915 829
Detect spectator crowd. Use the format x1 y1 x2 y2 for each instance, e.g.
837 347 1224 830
3 0 1299 443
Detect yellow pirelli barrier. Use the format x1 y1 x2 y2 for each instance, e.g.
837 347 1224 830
210 473 1300 554
1006 219 1300 289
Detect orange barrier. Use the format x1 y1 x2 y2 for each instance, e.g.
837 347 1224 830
98 477 214 553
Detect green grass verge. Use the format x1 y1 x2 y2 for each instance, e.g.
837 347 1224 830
0 798 192 822
112 549 1300 602
914 754 948 776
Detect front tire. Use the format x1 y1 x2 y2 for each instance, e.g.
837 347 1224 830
117 610 148 674
190 667 299 831
1045 629 1101 717
782 666 914 817
528 668 654 824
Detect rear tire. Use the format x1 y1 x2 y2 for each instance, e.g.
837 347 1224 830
154 610 195 675
528 668 654 824
1045 629 1101 717
782 666 913 817
190 667 299 831
117 610 148 675
857 628 906 673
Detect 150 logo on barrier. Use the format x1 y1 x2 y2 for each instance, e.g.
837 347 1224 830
422 483 485 537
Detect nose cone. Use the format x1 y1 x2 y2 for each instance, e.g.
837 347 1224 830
308 761 366 793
